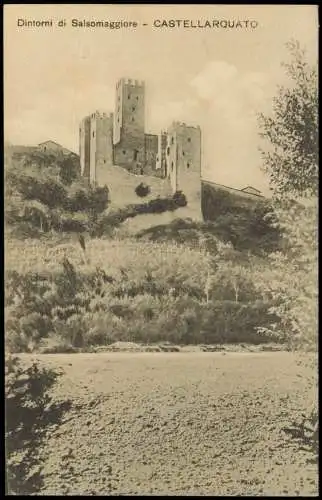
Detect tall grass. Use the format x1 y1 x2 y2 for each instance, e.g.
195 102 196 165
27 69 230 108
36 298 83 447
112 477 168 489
5 237 280 352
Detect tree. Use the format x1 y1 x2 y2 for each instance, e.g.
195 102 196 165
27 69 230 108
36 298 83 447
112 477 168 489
257 40 318 454
258 39 318 199
257 39 318 348
59 154 81 185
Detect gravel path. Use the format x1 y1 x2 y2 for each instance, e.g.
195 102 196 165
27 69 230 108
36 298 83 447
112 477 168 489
21 352 318 496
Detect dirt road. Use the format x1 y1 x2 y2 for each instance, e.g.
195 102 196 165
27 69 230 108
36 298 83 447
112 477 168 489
19 352 318 495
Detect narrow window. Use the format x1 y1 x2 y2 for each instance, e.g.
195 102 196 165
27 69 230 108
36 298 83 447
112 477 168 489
171 161 174 171
123 150 126 155
128 94 131 99
187 162 190 169
136 96 139 101
133 150 139 161
166 147 170 156
132 106 136 112
182 151 185 156
93 131 95 138
171 137 174 145
187 137 191 142
132 117 135 122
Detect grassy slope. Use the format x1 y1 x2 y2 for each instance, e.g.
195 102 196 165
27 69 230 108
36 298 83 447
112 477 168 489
97 164 203 234
97 164 172 208
20 351 317 496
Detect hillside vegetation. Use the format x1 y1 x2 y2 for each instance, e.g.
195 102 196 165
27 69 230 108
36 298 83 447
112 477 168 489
4 139 315 354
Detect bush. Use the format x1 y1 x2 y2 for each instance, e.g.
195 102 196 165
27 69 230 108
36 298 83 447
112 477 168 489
5 149 110 235
173 190 187 207
200 300 281 344
135 182 151 198
253 200 318 350
5 355 70 494
5 238 285 351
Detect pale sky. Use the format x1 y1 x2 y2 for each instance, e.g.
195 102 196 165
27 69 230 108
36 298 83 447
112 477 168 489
4 4 318 193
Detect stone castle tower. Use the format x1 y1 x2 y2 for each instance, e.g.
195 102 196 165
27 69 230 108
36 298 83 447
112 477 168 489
113 78 146 172
79 111 113 184
79 79 202 218
159 122 202 219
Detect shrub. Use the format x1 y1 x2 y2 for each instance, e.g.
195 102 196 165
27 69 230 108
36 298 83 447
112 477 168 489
5 238 285 351
200 300 281 344
5 355 69 494
253 200 318 350
135 182 151 198
173 190 187 207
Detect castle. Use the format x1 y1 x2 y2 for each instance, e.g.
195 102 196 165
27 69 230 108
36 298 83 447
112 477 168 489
79 78 202 216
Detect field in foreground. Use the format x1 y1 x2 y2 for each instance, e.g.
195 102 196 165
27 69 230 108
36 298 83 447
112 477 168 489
18 352 317 496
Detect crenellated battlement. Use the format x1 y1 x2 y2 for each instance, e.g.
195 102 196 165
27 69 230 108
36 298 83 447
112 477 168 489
90 110 113 121
116 77 145 88
171 121 201 131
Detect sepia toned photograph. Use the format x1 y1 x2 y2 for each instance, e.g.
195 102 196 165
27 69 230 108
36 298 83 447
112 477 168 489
4 4 318 496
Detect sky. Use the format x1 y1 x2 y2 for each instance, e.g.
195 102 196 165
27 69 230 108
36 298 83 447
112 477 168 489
4 4 318 193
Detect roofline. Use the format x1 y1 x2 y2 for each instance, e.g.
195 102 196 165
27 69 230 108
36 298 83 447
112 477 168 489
241 186 261 192
38 140 64 147
201 179 265 198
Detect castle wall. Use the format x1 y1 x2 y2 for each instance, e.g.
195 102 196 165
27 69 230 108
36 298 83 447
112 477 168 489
165 122 202 219
79 79 203 221
79 116 91 179
165 129 178 193
113 78 145 172
144 133 158 173
156 131 167 176
89 111 113 185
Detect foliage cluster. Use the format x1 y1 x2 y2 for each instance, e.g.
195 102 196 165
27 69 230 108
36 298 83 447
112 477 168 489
5 238 281 352
5 355 67 494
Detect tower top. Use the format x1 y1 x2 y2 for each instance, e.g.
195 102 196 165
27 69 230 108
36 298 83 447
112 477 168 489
116 77 145 88
171 121 201 131
90 110 113 120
